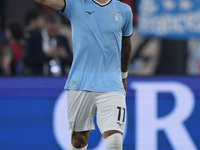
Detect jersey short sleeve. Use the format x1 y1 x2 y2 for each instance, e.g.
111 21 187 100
59 0 75 19
122 6 133 37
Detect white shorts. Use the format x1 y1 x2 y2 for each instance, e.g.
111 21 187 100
67 90 126 135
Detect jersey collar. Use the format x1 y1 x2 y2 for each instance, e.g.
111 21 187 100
92 0 112 7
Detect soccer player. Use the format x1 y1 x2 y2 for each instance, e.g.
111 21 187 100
35 0 133 149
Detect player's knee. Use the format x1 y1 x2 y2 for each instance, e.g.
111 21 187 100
71 133 88 148
70 144 88 150
105 133 123 150
72 137 87 148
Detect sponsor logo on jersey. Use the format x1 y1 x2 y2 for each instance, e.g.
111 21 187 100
86 11 96 15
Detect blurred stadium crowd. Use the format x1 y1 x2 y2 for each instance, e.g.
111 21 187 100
0 0 200 76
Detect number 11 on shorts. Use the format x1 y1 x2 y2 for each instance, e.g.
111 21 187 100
117 106 126 123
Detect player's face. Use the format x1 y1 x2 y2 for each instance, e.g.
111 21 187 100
46 23 60 38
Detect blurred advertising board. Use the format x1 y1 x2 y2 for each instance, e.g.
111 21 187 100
0 77 200 150
138 0 200 39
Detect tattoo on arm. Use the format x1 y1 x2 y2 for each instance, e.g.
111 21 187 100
121 36 132 72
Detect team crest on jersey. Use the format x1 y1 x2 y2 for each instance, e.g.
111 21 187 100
112 12 121 22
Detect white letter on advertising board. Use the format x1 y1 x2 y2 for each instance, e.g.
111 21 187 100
132 82 197 150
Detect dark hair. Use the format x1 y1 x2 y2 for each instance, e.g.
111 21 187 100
44 13 61 24
24 9 41 25
6 20 24 41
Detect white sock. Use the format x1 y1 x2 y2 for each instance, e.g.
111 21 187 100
105 133 123 150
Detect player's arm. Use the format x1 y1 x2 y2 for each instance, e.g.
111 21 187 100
121 36 132 92
35 0 65 12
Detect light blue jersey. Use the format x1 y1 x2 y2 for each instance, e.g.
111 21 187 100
61 0 133 94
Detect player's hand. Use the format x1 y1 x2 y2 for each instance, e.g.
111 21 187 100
122 79 127 92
